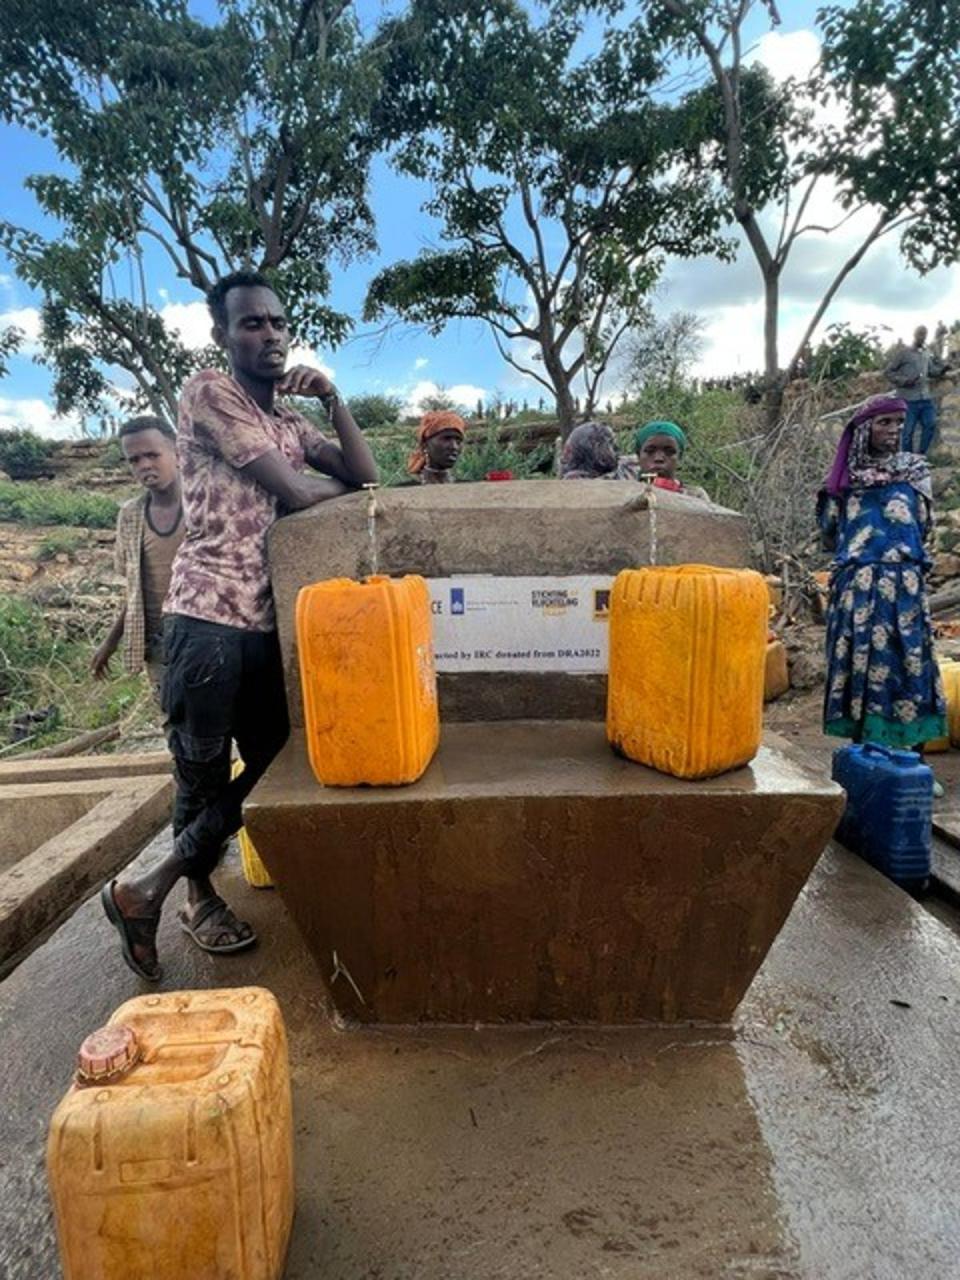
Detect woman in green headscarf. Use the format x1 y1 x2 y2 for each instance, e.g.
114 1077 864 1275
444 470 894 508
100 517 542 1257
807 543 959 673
631 420 710 501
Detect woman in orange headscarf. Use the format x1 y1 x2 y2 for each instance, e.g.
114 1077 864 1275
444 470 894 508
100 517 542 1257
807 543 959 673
408 410 466 484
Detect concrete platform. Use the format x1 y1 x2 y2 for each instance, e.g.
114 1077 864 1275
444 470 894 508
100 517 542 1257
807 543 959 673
1 828 959 1278
244 722 843 1024
0 773 172 974
0 751 171 785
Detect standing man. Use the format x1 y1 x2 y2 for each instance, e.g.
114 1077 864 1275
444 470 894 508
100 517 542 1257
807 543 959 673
102 269 378 981
92 416 184 696
884 325 952 454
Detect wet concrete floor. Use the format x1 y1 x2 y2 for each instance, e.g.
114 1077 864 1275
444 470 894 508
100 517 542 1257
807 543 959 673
2 826 960 1278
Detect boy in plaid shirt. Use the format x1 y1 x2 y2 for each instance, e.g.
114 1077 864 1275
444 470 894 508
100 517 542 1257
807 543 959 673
91 416 183 696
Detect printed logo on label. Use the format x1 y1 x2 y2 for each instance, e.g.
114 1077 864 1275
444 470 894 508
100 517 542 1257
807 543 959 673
450 587 465 616
531 588 579 616
593 588 611 620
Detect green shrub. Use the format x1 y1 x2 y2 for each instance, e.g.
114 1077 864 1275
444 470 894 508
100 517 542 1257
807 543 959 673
346 393 404 431
34 530 86 561
0 480 118 528
0 597 60 705
615 387 754 511
100 439 126 469
455 426 551 482
808 322 888 383
367 425 551 486
0 429 59 480
0 594 151 751
368 432 412 486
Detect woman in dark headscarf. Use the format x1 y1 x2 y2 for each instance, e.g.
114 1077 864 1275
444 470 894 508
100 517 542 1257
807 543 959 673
560 421 631 479
819 394 945 749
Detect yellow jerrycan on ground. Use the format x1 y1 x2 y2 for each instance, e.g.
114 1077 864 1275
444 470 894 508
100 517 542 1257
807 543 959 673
926 659 960 752
607 565 768 779
47 987 293 1280
296 573 439 786
231 757 274 886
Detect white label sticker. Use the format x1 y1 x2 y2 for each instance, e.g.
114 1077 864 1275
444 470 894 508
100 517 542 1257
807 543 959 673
426 575 613 672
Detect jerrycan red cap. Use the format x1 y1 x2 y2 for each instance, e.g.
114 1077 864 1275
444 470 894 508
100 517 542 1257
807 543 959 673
75 1024 140 1086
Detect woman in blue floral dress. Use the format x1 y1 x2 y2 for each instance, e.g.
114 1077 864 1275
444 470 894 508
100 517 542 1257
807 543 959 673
819 395 946 748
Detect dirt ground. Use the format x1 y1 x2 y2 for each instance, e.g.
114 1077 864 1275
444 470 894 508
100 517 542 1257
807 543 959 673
765 680 960 800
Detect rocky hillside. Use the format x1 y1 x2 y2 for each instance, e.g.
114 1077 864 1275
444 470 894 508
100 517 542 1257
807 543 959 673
1 441 136 632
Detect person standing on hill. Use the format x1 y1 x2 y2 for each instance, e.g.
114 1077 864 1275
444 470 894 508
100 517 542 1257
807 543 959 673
884 325 952 454
818 395 945 769
102 269 378 982
91 416 184 697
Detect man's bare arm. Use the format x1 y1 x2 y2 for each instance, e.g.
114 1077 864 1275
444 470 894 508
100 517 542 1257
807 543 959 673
243 449 351 511
277 365 378 487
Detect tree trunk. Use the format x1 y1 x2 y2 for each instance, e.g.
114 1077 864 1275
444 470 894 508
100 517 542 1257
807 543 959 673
762 265 784 433
542 346 577 438
553 381 578 438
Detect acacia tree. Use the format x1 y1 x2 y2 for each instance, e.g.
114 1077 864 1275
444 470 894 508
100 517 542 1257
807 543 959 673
621 310 708 390
364 0 730 436
0 0 381 424
604 0 960 429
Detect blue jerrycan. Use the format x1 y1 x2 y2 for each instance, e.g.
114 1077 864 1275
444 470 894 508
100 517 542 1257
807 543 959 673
831 743 932 889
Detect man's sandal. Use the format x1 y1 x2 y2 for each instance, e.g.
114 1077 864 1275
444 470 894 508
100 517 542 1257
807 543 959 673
101 881 162 982
178 896 257 954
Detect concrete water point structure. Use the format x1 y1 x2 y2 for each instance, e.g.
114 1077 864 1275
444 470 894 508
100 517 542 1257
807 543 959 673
246 723 842 1024
249 482 843 1025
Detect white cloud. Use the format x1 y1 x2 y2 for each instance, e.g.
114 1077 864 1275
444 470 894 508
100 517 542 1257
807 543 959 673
159 300 212 350
0 397 83 440
689 259 960 380
414 356 429 369
653 24 960 380
286 346 335 380
158 299 334 377
748 29 821 83
0 306 42 354
395 379 487 417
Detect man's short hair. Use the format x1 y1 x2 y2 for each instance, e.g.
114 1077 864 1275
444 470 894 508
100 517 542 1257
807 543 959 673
207 270 275 330
118 415 176 442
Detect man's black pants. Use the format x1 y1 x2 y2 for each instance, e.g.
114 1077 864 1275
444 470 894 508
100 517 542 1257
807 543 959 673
162 614 290 879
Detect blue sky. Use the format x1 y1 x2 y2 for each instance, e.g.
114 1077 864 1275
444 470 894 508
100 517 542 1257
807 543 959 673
1 0 958 436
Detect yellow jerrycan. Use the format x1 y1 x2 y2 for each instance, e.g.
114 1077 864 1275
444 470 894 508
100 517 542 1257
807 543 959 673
47 987 293 1280
926 659 960 752
296 573 439 786
607 565 768 779
231 757 274 886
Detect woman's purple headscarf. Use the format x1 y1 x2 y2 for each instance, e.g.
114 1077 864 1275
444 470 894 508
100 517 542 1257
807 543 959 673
823 395 908 496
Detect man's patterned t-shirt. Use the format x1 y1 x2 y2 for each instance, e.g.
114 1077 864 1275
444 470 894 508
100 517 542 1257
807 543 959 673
166 369 328 631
